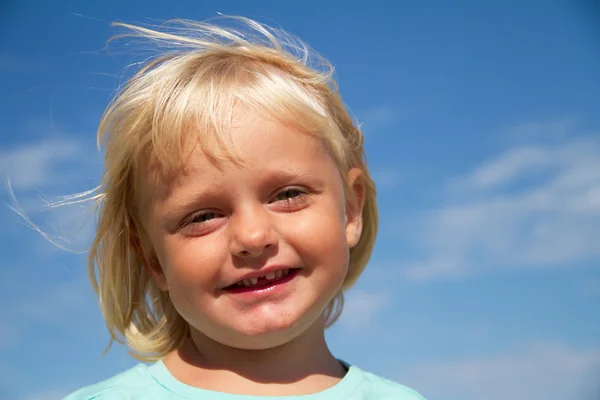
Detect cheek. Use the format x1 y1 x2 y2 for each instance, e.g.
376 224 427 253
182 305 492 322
155 238 229 328
156 236 227 294
285 205 350 270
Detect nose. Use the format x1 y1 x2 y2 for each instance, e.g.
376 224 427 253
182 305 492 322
229 205 278 258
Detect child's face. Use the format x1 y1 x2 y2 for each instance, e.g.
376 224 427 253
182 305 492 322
138 109 363 350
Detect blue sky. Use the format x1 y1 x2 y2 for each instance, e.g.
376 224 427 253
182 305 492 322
1 1 599 399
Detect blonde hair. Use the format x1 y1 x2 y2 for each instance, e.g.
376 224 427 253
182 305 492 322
91 16 378 361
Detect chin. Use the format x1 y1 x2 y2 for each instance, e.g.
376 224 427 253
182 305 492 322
238 318 301 339
224 314 317 350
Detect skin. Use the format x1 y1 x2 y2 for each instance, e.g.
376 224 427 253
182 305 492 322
137 109 365 396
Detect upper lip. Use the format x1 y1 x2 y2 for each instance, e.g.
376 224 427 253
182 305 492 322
223 265 296 288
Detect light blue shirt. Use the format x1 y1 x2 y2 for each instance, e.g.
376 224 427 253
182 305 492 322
63 361 425 399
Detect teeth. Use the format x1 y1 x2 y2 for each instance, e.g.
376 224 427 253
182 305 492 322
241 278 258 287
236 269 293 289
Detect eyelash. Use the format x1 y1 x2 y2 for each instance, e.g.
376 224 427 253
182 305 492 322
186 211 220 225
181 187 309 230
271 188 307 203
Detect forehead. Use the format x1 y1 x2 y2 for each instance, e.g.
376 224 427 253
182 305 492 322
137 109 335 208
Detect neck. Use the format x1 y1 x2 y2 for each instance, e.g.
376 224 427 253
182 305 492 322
163 317 346 395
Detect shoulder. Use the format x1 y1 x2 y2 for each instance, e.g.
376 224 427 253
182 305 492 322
62 364 159 400
350 365 426 400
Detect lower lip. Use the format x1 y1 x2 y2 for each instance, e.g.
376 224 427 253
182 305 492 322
223 269 300 298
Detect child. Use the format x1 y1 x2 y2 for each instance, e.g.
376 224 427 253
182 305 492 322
64 16 425 400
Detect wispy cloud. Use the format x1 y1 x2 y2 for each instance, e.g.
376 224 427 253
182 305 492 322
403 342 600 400
581 279 600 297
23 387 73 400
402 122 600 279
12 280 91 323
501 115 579 144
0 323 18 351
0 277 93 398
1 136 101 254
1 277 92 343
339 289 390 330
358 105 401 134
0 358 11 385
0 138 99 191
371 167 402 189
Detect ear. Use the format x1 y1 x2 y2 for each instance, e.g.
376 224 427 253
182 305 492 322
129 220 169 292
345 168 366 248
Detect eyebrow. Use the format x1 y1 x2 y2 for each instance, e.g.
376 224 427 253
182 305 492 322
157 168 322 219
156 185 225 225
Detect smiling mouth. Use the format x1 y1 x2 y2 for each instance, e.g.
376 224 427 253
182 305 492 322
224 268 300 292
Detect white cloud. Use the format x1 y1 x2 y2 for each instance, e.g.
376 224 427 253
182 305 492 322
23 387 73 400
339 289 390 330
12 280 91 323
403 342 600 400
372 167 402 189
0 138 98 190
402 125 600 279
465 145 554 189
501 116 579 143
1 277 92 343
0 361 11 385
0 323 18 350
0 279 92 399
1 135 102 253
581 279 600 297
463 137 599 191
359 105 400 134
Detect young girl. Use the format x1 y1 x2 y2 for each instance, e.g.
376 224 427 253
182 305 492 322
64 16 425 400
